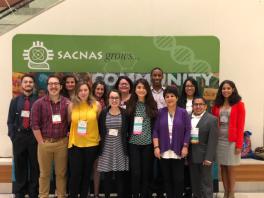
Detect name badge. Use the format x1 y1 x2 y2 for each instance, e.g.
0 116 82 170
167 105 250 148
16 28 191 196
21 110 30 118
220 115 228 123
109 129 118 136
133 116 143 135
191 127 199 144
77 120 87 135
52 114 62 124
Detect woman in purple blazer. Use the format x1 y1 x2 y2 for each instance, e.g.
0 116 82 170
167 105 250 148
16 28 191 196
153 86 191 198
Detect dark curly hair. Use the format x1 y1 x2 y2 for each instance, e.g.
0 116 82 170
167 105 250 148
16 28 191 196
214 80 241 106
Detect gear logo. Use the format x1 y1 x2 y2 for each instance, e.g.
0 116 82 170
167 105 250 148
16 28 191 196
23 41 54 70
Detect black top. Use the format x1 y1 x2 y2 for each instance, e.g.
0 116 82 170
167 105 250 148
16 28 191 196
98 107 130 156
7 94 38 141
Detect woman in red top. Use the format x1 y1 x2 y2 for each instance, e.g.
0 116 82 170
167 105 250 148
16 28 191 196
212 80 245 198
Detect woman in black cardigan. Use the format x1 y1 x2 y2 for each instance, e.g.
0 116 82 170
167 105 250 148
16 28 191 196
97 89 130 198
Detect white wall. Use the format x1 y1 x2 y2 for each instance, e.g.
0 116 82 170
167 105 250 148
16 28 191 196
0 0 263 156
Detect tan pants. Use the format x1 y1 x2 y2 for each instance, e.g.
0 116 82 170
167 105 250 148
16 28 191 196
38 137 68 198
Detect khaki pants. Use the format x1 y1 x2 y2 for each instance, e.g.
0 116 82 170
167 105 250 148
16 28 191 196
38 137 68 198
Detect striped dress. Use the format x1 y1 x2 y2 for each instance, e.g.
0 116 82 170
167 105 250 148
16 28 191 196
97 112 129 172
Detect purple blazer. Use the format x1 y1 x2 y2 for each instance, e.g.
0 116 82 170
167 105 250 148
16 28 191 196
153 106 191 156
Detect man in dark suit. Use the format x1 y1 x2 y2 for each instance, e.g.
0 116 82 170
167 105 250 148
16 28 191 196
189 97 218 198
7 74 39 198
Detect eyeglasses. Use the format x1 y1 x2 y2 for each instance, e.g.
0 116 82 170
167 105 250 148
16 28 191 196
48 82 60 86
193 103 205 107
109 97 120 101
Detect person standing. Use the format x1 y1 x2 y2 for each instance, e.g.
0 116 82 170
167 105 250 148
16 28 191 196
68 81 101 198
97 89 129 198
150 67 166 109
127 78 158 198
91 80 108 197
153 86 191 198
114 76 133 109
178 77 200 198
150 67 166 198
212 80 245 198
61 74 78 100
31 75 70 198
7 74 39 198
189 97 218 198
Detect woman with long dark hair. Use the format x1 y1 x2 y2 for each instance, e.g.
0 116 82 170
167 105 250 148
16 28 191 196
61 74 78 100
127 78 158 198
177 77 200 198
90 80 107 197
92 80 107 109
178 77 200 114
212 80 245 198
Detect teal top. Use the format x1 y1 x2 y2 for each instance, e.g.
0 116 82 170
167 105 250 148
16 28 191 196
129 101 152 145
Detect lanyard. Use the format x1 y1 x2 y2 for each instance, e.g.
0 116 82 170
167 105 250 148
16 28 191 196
50 99 61 116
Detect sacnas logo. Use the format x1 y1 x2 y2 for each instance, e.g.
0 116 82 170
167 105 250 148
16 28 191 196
23 41 54 70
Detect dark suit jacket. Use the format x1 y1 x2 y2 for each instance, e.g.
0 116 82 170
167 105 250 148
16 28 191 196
189 112 218 163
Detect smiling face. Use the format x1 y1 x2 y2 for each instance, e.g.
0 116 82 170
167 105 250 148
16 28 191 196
165 93 178 108
135 82 147 101
78 84 90 102
65 77 76 91
108 91 121 108
221 83 234 99
118 79 131 94
94 83 105 99
21 76 34 94
151 69 163 88
192 98 207 116
47 77 62 97
185 80 195 98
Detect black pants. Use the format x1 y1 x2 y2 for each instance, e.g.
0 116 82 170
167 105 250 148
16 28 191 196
103 171 128 198
183 163 192 198
160 158 184 198
150 158 164 197
68 145 99 198
13 131 39 198
129 144 153 197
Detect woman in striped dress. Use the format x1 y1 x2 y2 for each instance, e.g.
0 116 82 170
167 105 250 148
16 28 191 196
97 89 130 198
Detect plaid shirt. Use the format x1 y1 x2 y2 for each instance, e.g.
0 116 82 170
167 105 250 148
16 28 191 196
31 95 70 139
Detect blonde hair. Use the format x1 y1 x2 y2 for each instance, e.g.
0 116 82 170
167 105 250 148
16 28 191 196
72 81 96 107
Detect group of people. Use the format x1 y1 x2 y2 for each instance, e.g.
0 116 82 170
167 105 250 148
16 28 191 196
7 67 245 198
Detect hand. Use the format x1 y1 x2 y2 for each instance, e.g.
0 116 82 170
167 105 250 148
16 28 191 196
203 160 212 166
154 147 161 159
181 146 188 158
38 140 44 145
235 148 242 155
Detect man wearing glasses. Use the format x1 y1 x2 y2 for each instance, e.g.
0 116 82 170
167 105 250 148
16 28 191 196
189 97 218 198
31 75 70 198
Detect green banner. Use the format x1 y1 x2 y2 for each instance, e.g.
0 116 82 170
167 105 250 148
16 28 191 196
12 34 219 73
